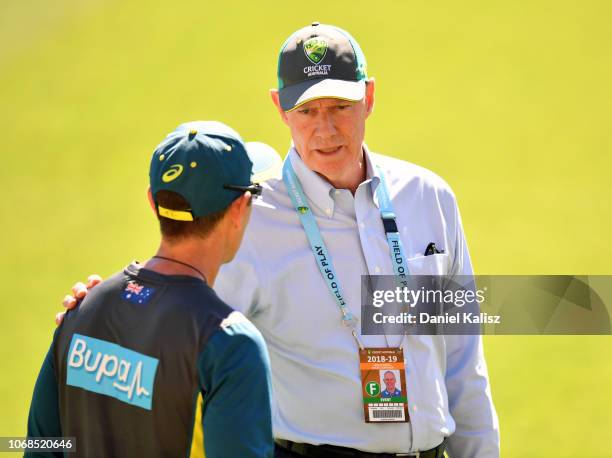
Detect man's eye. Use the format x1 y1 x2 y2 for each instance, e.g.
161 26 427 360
298 109 310 115
337 105 350 110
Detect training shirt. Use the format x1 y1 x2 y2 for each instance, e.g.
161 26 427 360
215 146 500 457
26 263 273 458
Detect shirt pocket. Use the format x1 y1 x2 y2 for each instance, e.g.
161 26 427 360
405 253 450 276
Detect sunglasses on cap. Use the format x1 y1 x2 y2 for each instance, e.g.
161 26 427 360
223 183 263 199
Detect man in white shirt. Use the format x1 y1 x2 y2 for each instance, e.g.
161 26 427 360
61 21 499 458
215 22 500 458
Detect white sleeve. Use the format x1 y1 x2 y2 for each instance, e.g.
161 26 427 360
444 197 500 458
215 233 267 319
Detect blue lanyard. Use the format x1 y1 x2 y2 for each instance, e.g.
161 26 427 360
283 160 410 348
374 165 410 288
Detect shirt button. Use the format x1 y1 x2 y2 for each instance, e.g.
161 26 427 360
412 405 418 412
326 208 332 216
335 190 341 195
374 266 381 273
360 222 366 229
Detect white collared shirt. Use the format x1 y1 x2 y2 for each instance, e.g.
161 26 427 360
215 146 499 456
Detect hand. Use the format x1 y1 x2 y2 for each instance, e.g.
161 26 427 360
55 274 103 325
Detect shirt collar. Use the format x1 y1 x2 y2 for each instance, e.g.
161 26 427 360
288 147 335 215
287 144 382 217
363 144 382 207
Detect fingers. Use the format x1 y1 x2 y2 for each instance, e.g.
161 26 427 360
87 274 102 289
63 294 78 310
55 311 66 326
60 274 103 325
71 282 88 299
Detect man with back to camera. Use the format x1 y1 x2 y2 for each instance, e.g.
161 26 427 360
60 23 500 457
28 121 274 457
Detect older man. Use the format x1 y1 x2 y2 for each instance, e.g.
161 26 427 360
215 22 500 458
61 22 499 458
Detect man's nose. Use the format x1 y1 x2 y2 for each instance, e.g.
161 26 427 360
313 110 338 137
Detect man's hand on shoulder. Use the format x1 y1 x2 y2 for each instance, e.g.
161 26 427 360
56 274 103 325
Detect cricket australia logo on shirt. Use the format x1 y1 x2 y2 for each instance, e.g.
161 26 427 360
303 37 331 77
66 334 159 410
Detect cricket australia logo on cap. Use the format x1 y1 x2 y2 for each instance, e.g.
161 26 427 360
304 37 328 63
303 36 332 77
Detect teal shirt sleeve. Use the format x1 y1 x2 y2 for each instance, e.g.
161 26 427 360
25 341 62 458
198 318 274 458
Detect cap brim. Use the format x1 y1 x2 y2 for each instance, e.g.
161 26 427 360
279 79 366 112
245 142 283 182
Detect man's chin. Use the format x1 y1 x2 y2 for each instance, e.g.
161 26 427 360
312 163 345 183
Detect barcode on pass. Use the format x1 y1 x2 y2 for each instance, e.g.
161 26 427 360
373 409 403 419
368 405 405 422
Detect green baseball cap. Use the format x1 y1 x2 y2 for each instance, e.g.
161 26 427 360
150 121 270 221
277 22 368 111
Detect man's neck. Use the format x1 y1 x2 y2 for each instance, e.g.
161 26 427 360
300 147 368 195
318 165 367 195
143 236 225 286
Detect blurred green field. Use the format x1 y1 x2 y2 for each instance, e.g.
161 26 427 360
1 0 611 456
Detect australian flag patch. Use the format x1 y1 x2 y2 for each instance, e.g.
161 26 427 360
121 281 155 305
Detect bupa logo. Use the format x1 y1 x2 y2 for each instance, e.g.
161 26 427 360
66 334 159 410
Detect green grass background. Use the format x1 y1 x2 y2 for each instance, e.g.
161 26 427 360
1 1 611 456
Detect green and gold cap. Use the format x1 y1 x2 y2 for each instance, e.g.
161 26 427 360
149 121 278 221
277 22 368 111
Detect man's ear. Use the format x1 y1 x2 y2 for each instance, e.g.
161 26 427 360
228 192 252 227
365 77 375 118
270 89 289 126
147 188 157 214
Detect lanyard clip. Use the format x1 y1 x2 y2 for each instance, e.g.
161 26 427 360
381 215 398 234
341 310 358 328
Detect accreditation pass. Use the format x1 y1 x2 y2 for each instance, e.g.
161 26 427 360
359 347 409 423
